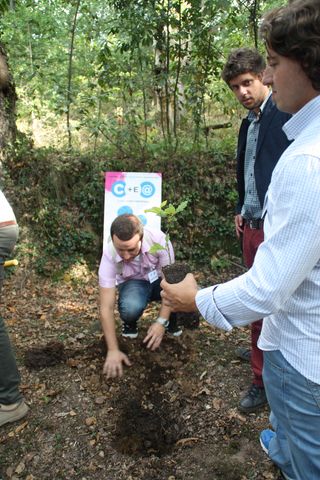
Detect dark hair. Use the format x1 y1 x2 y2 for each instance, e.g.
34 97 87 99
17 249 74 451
110 214 143 241
260 0 320 91
221 48 266 85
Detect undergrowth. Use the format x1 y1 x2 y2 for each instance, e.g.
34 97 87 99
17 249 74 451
3 132 240 276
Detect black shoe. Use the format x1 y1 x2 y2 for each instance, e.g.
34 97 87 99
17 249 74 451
167 317 183 337
238 384 268 413
235 347 251 362
122 323 138 339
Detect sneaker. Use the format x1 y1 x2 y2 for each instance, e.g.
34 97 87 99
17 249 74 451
0 400 29 427
122 323 138 339
167 318 183 337
259 428 275 455
235 346 251 362
238 384 268 413
260 430 295 480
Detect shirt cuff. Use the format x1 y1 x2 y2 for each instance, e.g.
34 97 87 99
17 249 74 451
195 286 233 331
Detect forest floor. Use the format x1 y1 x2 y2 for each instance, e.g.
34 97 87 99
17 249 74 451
0 264 284 480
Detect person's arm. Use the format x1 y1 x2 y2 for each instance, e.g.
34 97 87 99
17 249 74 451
142 302 172 351
234 214 244 239
162 153 320 331
99 286 132 378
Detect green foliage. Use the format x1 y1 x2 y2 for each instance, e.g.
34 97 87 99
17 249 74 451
145 199 188 264
0 0 276 151
0 0 269 273
3 129 239 274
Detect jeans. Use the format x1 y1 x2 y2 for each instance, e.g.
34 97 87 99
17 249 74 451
118 278 175 325
263 350 320 480
0 224 22 405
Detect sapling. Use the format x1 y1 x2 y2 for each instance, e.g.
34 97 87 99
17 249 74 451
145 199 199 329
145 199 188 265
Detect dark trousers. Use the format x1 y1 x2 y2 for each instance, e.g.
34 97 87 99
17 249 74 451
243 224 264 388
0 225 22 404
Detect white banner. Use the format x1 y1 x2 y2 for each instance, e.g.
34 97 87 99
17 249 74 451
103 171 162 250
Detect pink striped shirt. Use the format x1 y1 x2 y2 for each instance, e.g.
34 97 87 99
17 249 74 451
98 228 174 288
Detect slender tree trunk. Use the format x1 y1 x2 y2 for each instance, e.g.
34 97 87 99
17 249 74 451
0 43 17 159
66 0 81 150
138 50 148 145
93 95 101 155
164 0 171 143
27 22 39 141
251 0 260 48
173 0 182 141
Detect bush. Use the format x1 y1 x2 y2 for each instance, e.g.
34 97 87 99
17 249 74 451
3 134 240 274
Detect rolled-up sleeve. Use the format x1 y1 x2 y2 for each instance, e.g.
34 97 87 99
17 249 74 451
98 251 117 288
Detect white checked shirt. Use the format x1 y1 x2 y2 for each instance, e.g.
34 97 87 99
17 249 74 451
196 95 320 383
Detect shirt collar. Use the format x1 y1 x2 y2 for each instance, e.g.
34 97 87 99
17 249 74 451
283 95 320 141
247 91 272 122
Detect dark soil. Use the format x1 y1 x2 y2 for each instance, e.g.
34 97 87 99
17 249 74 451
162 262 191 283
0 266 283 480
163 262 200 330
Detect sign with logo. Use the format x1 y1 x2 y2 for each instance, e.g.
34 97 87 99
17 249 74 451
103 172 162 249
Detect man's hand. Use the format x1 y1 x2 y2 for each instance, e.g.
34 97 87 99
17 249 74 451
143 323 165 351
160 273 198 312
235 214 244 239
103 350 132 378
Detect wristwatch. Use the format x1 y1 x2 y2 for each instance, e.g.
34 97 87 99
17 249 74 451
155 317 170 328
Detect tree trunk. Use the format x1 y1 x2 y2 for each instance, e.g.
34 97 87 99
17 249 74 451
66 0 81 150
0 43 17 159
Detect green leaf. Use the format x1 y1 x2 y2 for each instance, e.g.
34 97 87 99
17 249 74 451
175 200 188 214
164 204 176 216
148 243 166 255
144 206 162 215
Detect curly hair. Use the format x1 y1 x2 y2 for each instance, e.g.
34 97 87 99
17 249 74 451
110 214 143 241
221 48 266 85
260 0 320 91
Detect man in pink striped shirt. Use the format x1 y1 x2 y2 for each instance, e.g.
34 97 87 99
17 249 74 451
99 214 181 378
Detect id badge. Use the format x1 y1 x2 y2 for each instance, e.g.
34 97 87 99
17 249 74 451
148 269 159 283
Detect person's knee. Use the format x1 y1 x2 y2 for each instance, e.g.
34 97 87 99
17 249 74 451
119 297 145 323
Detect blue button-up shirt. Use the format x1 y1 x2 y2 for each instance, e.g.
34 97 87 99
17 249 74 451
196 95 320 383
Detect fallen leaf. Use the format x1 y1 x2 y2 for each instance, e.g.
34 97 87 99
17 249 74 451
176 437 200 446
15 462 25 474
15 421 28 434
85 417 96 426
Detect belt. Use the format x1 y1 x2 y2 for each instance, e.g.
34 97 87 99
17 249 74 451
245 218 264 229
0 220 17 228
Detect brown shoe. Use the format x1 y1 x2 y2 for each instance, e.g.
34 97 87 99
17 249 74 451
0 400 29 427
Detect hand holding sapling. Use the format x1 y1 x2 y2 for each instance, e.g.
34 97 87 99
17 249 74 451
145 200 199 328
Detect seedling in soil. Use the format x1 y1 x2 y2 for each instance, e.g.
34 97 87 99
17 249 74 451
145 200 188 266
145 200 199 328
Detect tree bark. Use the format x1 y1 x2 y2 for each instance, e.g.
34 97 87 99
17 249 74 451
0 43 17 159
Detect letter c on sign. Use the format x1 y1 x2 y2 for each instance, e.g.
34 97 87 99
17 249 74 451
112 181 126 197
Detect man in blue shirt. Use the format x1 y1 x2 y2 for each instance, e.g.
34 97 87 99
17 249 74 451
221 48 291 413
